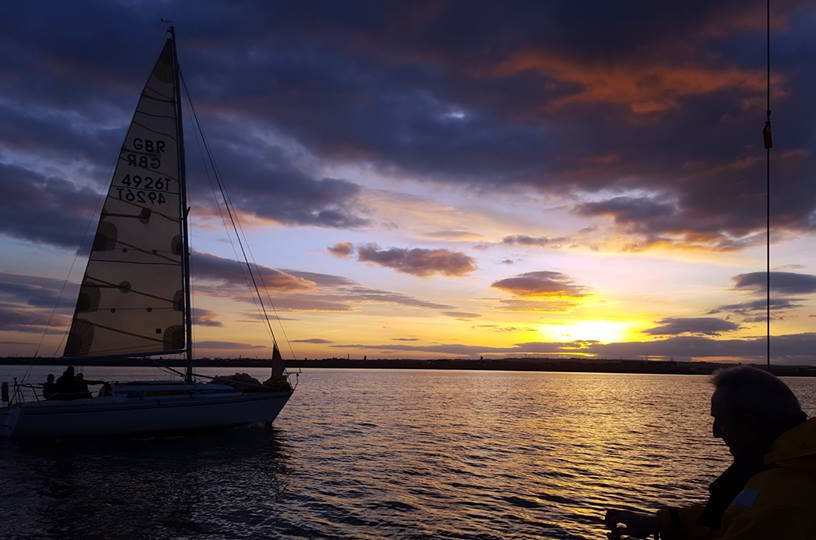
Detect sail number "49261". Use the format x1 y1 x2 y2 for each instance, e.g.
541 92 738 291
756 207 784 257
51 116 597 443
119 174 169 190
115 174 171 205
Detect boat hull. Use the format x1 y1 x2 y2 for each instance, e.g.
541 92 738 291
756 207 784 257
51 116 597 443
2 385 292 438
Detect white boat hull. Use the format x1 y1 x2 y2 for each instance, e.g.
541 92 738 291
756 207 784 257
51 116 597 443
2 383 292 438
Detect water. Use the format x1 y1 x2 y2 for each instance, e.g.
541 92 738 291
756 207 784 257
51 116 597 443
1 367 815 539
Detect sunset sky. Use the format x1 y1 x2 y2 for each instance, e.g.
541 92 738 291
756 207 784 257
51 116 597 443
1 1 815 363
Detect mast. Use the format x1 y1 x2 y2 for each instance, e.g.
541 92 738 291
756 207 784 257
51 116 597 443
169 26 194 383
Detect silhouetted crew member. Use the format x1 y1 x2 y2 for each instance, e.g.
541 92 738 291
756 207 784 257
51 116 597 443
75 373 92 399
605 366 815 539
43 374 56 399
55 365 76 399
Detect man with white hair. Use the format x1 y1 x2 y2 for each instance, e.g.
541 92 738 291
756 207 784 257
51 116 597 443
605 365 815 539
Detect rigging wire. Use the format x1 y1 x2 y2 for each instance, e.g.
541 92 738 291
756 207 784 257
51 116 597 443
180 99 289 353
180 72 295 359
210 159 299 360
175 86 298 361
35 254 78 359
153 361 187 379
216 175 299 359
185 90 273 342
179 76 274 345
216 170 299 360
764 0 772 370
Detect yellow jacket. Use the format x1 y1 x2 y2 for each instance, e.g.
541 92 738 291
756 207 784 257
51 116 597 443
657 417 816 539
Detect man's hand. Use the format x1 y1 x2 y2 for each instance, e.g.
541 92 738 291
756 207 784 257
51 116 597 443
604 509 658 539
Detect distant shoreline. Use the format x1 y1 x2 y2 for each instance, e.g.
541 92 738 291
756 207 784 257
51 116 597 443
2 357 816 377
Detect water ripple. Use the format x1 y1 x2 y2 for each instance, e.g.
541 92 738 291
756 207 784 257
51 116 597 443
2 367 815 539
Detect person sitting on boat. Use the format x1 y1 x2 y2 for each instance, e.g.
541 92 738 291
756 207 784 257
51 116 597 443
42 373 57 400
75 373 93 399
605 366 815 539
54 365 77 399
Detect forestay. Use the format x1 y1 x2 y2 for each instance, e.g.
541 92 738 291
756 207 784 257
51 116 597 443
64 39 185 358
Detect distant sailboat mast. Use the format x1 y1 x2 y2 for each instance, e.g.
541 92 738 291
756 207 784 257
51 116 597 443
169 26 195 383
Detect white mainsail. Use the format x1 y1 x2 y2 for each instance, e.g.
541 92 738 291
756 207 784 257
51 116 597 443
64 39 186 358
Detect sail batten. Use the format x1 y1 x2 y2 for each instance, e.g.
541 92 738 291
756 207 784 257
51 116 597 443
64 38 186 359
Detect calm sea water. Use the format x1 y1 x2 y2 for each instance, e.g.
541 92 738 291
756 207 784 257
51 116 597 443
1 367 815 539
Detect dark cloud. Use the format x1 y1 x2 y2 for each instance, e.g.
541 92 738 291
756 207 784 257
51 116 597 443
0 273 75 343
327 242 354 257
708 271 816 321
733 271 816 295
491 271 586 297
195 340 266 350
253 285 453 312
709 297 801 319
333 342 500 356
573 195 752 251
473 324 526 333
284 270 354 287
501 259 514 264
190 252 451 312
0 273 77 309
425 230 481 240
575 196 675 227
502 235 569 248
255 294 352 312
443 311 481 319
585 334 810 363
2 0 815 254
0 303 68 333
192 308 222 327
0 163 100 249
188 129 369 228
192 251 314 291
497 298 578 312
293 338 332 344
644 317 739 336
343 286 452 310
331 332 816 364
238 311 298 322
357 244 476 277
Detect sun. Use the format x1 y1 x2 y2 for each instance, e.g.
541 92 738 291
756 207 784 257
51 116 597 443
540 320 631 343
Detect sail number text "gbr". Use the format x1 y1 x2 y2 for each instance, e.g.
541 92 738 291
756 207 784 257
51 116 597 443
117 138 171 205
124 137 168 170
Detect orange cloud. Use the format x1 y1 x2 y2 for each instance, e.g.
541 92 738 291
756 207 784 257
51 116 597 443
357 244 476 277
492 271 586 298
328 241 354 257
492 53 777 114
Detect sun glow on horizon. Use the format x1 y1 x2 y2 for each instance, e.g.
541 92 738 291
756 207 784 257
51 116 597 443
539 320 634 344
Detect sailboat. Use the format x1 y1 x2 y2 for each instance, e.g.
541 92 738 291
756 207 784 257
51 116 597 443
0 28 294 438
